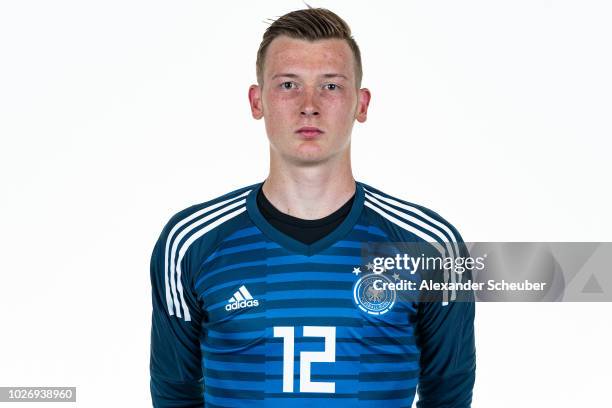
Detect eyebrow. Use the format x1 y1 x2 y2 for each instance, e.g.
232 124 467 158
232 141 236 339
271 73 348 80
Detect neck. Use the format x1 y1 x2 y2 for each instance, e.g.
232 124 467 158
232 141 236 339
262 152 356 220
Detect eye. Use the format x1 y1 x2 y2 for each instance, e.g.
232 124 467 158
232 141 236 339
324 83 339 91
280 81 296 90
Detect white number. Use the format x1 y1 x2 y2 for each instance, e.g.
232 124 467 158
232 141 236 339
273 326 295 392
273 326 336 393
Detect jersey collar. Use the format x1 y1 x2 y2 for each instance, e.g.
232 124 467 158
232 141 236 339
246 181 365 256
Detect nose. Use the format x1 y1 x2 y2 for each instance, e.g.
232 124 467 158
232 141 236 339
300 89 320 117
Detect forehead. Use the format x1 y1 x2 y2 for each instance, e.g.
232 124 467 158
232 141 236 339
264 36 355 79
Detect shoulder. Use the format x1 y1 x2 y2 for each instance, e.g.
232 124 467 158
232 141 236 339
165 183 255 231
358 181 465 244
155 182 258 256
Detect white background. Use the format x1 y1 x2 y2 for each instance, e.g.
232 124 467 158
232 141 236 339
1 1 611 407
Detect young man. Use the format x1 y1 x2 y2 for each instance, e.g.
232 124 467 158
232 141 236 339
150 7 475 407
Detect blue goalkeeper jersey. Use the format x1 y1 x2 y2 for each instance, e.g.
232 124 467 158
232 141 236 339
149 181 476 407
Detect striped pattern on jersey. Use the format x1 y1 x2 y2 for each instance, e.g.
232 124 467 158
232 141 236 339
192 220 422 407
150 181 474 408
163 188 251 321
362 184 464 302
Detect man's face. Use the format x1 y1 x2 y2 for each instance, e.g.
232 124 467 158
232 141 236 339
249 36 370 166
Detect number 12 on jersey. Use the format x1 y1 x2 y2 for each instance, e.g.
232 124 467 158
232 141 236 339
273 326 336 393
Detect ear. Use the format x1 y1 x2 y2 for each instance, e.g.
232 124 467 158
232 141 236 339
355 88 371 123
248 84 264 119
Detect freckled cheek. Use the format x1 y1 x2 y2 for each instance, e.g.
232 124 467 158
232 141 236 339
265 92 350 118
265 94 299 114
263 103 295 138
320 92 355 110
324 99 354 120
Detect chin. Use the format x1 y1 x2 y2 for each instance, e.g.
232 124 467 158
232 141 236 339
286 150 331 167
272 141 345 166
291 151 334 166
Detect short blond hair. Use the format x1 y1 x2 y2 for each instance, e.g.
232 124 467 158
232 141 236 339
256 7 363 87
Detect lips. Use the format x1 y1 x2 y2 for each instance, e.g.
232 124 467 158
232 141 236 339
296 127 324 138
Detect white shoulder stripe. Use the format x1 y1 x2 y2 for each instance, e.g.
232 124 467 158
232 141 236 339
365 193 453 250
163 190 249 317
163 190 250 319
364 199 442 246
170 198 246 317
174 205 247 321
363 187 460 257
364 199 455 304
364 193 461 281
364 191 465 295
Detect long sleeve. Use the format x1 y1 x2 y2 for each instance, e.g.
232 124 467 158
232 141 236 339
415 243 476 408
149 223 204 407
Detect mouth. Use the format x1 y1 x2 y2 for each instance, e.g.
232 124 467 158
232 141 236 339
295 126 324 139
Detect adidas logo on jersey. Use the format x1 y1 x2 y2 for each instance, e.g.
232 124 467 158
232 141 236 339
225 285 259 311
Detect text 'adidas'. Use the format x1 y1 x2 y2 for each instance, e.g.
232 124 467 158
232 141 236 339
225 285 259 311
